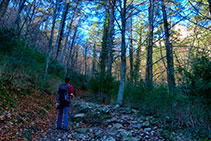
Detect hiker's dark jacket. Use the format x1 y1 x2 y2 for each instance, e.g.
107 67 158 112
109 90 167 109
56 83 74 107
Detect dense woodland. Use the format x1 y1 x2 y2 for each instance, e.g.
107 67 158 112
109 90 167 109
0 0 211 140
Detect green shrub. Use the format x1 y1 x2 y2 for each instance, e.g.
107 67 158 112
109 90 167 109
0 27 18 54
178 52 211 106
66 70 87 89
0 28 68 95
176 52 211 129
123 82 176 115
88 74 119 104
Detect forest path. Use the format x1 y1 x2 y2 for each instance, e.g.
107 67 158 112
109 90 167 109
39 97 166 140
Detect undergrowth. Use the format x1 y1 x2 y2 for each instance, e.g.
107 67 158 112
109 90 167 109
0 27 67 140
88 51 211 139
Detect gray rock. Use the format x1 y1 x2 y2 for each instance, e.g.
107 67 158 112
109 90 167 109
132 109 137 113
144 128 151 131
127 137 140 141
107 129 119 136
118 129 133 139
112 123 123 129
74 133 87 140
76 128 89 133
130 120 138 124
145 131 150 135
142 121 150 127
67 134 72 138
105 136 116 141
89 128 93 133
146 116 153 120
102 107 110 113
135 123 143 129
95 129 103 137
114 104 120 109
145 135 149 139
74 113 86 118
101 136 107 140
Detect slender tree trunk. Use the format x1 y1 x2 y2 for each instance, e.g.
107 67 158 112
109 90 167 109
134 27 143 85
65 18 80 75
129 8 134 82
208 0 211 16
0 0 10 20
92 43 97 77
13 0 27 30
59 0 79 64
100 7 109 76
54 1 69 60
72 46 79 69
107 0 115 77
44 20 49 32
20 0 38 34
25 0 38 36
84 42 88 76
117 0 127 105
43 0 58 82
145 0 154 88
161 0 176 94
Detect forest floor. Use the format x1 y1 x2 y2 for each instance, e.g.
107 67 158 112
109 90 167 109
0 87 195 140
39 98 165 141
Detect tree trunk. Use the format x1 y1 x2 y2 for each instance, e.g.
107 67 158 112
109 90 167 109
100 7 109 76
134 27 143 85
92 43 97 77
145 0 154 88
59 0 79 64
72 46 79 70
107 0 116 77
117 0 127 105
84 42 88 76
0 0 10 20
21 0 38 34
65 18 80 75
208 0 211 16
161 0 175 94
129 7 134 82
13 0 27 30
54 1 69 60
43 0 59 83
25 0 38 36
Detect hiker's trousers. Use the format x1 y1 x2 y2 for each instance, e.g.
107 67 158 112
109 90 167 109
57 107 70 128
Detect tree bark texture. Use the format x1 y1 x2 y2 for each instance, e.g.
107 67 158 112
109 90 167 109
43 0 58 82
65 18 80 75
100 7 109 76
0 0 10 20
129 8 134 82
117 0 127 105
21 0 38 34
54 1 69 60
134 27 143 85
84 42 88 76
13 0 27 30
145 0 154 88
208 0 211 16
107 0 116 77
92 43 97 77
161 0 176 94
59 0 79 64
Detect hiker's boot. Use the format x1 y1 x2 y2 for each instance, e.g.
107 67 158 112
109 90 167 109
63 127 70 131
56 127 62 130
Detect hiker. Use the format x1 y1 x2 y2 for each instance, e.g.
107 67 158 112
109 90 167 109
56 77 74 131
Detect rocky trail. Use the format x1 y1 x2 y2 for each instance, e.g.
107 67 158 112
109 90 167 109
39 97 185 141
